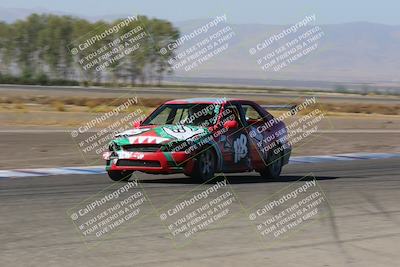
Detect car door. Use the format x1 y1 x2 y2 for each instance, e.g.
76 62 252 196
237 102 280 170
217 102 251 172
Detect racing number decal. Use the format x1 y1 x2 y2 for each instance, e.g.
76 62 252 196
233 134 248 163
163 125 204 140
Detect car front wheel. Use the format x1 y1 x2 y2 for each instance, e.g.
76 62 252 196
191 149 216 182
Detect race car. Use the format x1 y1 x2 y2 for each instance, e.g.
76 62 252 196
103 98 291 182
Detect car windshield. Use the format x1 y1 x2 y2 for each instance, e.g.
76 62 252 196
143 104 220 126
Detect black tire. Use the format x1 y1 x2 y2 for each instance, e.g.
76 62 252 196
107 170 133 182
259 148 283 179
191 148 216 182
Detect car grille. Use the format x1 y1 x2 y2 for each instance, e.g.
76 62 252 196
122 144 161 152
116 159 161 167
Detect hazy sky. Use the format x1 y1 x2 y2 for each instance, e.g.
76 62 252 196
0 0 398 25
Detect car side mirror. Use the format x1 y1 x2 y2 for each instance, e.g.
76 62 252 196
133 120 142 128
224 120 238 129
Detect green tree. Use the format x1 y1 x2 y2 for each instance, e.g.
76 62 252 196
0 13 180 86
38 15 75 80
0 22 13 75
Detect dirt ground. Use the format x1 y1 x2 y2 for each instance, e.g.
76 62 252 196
0 86 399 169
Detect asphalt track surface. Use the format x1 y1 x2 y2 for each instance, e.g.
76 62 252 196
1 158 399 266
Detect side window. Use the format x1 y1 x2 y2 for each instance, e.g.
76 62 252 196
241 104 264 123
220 104 242 125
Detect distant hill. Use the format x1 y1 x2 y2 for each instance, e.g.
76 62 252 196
172 20 400 84
1 7 399 87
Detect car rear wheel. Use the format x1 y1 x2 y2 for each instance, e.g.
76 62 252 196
259 148 283 179
107 170 133 181
191 149 216 182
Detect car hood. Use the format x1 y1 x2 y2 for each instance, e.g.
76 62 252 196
112 125 210 146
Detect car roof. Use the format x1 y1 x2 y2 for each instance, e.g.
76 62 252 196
165 97 242 104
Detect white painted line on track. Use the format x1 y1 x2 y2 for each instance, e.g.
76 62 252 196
0 153 399 179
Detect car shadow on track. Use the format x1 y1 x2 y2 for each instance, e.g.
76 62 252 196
138 174 337 185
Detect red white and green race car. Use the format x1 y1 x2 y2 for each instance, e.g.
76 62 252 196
103 98 291 182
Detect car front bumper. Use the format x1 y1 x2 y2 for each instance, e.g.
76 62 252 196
104 151 194 174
